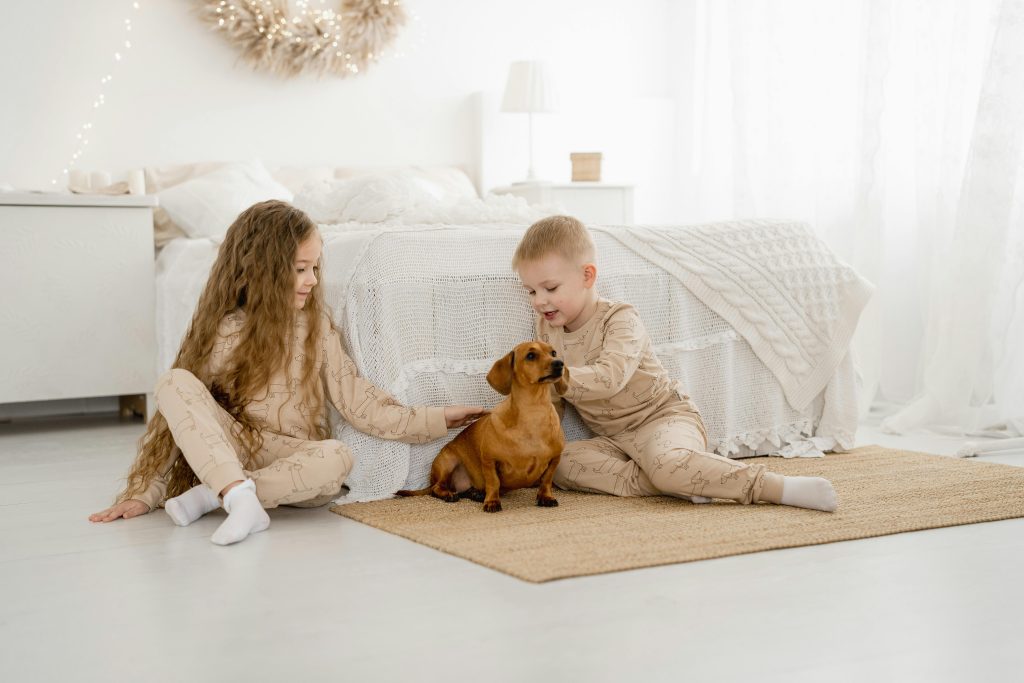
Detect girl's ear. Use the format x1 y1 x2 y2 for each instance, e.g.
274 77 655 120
582 263 598 289
486 351 515 395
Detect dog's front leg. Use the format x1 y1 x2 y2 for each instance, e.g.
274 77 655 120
536 455 560 507
481 458 503 513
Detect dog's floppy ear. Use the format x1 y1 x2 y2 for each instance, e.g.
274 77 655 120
487 351 514 395
554 365 570 396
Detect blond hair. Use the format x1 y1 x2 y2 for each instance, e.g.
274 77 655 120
117 200 329 504
512 215 596 268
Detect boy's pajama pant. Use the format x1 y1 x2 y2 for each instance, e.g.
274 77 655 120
156 369 352 508
555 412 784 504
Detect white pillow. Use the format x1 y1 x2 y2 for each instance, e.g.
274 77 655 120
158 161 294 238
296 171 548 227
328 166 478 201
409 166 478 200
294 171 442 224
271 165 335 195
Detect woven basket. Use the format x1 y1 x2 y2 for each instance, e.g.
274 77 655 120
570 152 602 182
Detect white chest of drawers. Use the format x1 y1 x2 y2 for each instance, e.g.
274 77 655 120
0 193 157 411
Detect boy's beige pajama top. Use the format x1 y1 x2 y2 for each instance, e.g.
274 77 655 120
537 299 784 504
134 311 448 510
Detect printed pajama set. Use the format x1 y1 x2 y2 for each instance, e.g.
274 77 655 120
537 299 784 505
133 310 448 511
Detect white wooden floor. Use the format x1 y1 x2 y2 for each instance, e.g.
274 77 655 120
2 413 1022 682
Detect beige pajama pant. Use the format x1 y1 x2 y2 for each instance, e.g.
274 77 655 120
156 369 353 508
555 411 784 504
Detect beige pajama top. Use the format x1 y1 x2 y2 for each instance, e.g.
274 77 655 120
536 299 704 439
135 310 447 508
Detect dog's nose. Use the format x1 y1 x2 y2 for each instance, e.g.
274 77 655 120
551 360 564 372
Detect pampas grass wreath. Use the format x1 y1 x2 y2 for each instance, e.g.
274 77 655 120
196 0 407 78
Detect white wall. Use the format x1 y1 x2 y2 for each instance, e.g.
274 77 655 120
0 0 679 221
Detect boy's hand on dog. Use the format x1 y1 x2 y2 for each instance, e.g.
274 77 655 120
444 405 489 429
89 499 150 523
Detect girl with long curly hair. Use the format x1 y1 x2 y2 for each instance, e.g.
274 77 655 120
89 200 484 545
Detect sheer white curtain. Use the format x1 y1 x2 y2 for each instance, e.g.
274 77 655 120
673 0 1024 436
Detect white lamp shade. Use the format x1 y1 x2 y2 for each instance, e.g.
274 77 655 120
501 61 556 113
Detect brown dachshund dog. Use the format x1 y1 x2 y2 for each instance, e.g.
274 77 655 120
397 341 569 512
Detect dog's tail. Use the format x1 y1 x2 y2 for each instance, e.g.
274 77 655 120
395 486 432 497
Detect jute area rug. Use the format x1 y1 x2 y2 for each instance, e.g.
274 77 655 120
330 446 1024 582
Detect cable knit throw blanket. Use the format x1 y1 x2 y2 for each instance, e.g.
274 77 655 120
599 220 874 410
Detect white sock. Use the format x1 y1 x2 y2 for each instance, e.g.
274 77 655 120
211 479 270 546
165 484 220 527
685 495 712 504
780 476 837 512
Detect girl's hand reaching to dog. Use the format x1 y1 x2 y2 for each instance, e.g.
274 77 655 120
444 405 488 429
89 499 150 523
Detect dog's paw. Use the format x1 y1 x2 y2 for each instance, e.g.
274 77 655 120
482 500 502 513
537 497 559 507
432 490 461 503
459 488 486 503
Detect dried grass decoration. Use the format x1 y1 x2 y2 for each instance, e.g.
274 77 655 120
197 0 407 78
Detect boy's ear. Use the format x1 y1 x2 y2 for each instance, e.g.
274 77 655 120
582 263 598 288
486 351 515 396
554 366 570 396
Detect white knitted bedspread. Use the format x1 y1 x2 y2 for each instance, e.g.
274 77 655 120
601 220 873 410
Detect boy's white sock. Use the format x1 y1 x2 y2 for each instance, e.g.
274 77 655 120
685 495 712 504
780 476 838 512
165 484 220 527
211 479 270 546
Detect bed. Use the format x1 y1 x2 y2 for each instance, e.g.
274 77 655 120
149 161 869 504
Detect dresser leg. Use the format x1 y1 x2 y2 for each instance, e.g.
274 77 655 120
118 394 149 420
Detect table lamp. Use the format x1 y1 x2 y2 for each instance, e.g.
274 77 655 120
501 60 556 184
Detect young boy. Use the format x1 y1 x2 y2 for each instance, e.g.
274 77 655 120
512 215 837 511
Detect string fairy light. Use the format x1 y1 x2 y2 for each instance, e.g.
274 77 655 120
51 1 416 186
52 1 143 187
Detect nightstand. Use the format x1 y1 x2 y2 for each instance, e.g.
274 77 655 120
0 192 158 416
491 183 635 224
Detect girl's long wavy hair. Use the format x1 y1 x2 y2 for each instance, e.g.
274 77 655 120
118 200 329 504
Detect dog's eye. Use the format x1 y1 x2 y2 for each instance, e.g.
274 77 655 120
551 351 557 357
526 352 536 360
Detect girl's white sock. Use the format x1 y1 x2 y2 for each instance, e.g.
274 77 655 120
165 484 220 527
211 479 270 546
780 476 838 512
